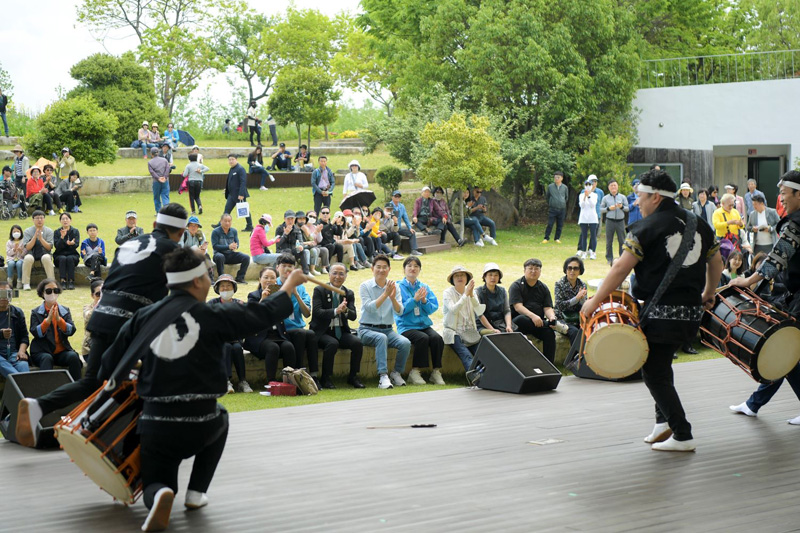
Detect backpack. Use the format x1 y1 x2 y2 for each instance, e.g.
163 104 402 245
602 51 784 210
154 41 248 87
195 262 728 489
282 366 319 395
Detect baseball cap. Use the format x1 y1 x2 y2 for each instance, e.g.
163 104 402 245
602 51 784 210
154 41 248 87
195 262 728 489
284 209 296 219
392 190 402 197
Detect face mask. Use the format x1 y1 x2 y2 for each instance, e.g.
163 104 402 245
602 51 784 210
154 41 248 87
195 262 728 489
12 232 21 239
45 293 58 304
220 290 234 300
345 217 353 224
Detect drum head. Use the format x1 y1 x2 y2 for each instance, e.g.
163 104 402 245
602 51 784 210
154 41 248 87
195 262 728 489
757 326 800 381
56 429 135 504
584 324 649 379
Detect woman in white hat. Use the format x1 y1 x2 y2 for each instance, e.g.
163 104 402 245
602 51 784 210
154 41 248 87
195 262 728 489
476 262 513 334
677 183 693 210
208 274 253 394
342 160 368 197
443 265 485 371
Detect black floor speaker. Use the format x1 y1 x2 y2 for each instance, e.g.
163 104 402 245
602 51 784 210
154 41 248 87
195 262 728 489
0 370 77 448
469 333 561 393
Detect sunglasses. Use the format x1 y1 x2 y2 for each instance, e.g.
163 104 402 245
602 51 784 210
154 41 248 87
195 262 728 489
321 211 330 214
566 266 581 271
44 288 62 295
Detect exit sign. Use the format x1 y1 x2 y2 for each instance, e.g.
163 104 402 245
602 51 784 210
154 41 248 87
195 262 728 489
748 149 758 156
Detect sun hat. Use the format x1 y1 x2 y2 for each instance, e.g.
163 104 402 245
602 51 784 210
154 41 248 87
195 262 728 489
348 160 360 169
342 209 353 217
447 265 473 285
187 215 202 228
213 274 238 295
482 262 503 282
679 183 693 193
12 144 23 153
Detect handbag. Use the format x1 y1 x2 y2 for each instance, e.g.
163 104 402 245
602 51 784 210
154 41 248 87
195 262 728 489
282 366 319 396
178 175 189 194
235 201 250 219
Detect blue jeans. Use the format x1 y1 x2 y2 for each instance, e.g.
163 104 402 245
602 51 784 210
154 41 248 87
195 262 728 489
578 223 598 252
132 140 157 156
252 253 280 265
450 335 477 370
0 354 29 378
357 326 411 376
464 217 484 242
354 242 367 262
6 259 23 283
152 180 170 213
746 364 800 413
249 165 272 188
0 111 8 136
473 214 496 239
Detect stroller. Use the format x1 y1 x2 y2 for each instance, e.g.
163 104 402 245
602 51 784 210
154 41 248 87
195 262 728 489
0 181 28 220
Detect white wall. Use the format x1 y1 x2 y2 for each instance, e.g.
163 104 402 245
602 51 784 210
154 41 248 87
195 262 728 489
633 78 800 166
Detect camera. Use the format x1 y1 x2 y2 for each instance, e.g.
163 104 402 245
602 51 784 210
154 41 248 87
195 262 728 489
542 318 569 335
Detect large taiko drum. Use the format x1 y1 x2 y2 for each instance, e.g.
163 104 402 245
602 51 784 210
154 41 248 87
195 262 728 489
54 381 143 504
581 290 649 379
700 286 800 383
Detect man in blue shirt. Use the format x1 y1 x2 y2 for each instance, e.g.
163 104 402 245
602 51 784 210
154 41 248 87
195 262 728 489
744 178 765 216
390 191 422 256
358 254 411 388
311 156 336 216
275 254 319 385
627 179 642 224
0 280 29 378
211 214 250 284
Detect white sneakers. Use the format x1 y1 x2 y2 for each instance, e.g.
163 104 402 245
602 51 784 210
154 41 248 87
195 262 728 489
729 402 757 417
643 422 672 444
652 436 696 452
378 374 393 389
259 186 268 191
142 487 174 532
576 251 585 259
184 490 209 510
389 371 406 387
23 284 31 291
238 380 253 393
483 236 498 246
407 368 426 385
429 369 445 385
475 239 485 247
226 381 234 394
589 251 597 260
788 415 800 425
15 398 42 448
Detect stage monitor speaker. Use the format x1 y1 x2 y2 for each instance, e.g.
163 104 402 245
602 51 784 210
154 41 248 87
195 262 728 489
0 370 77 448
469 333 561 393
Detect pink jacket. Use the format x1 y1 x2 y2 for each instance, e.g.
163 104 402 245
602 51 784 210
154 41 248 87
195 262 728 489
250 224 277 256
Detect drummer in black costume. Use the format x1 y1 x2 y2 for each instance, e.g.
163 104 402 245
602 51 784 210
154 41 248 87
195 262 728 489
100 248 304 532
16 203 189 448
729 170 800 422
582 169 722 452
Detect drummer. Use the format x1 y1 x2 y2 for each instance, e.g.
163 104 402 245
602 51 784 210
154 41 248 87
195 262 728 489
729 170 800 422
582 169 721 452
99 248 305 532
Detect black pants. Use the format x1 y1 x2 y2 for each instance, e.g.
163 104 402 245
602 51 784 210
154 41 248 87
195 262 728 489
84 254 107 278
402 327 444 368
512 315 556 364
253 338 296 382
439 221 461 244
47 191 62 209
29 350 82 381
59 191 80 211
322 242 343 263
223 342 245 381
141 411 228 509
249 125 261 145
223 195 253 229
213 251 250 280
286 328 317 372
313 192 331 214
278 247 309 274
188 181 202 212
381 231 401 249
273 156 291 171
544 208 565 240
36 331 113 414
360 237 375 258
316 331 363 379
643 341 692 441
56 254 79 282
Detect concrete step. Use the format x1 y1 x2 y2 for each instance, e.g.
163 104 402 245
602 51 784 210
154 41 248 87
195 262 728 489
118 145 364 159
418 243 452 254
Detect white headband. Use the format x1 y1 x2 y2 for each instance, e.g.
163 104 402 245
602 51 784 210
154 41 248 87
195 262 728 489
779 179 800 192
166 263 208 285
156 213 188 228
636 185 676 198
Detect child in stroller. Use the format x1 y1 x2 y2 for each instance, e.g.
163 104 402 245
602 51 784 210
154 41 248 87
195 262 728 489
0 166 27 220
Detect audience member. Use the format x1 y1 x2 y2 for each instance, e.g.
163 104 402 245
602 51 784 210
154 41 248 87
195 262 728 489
80 223 106 282
358 254 411 389
294 144 311 169
54 213 80 290
600 179 629 266
211 214 250 284
267 114 278 146
148 146 171 215
627 179 642 224
588 174 603 225
248 145 274 192
243 266 297 382
246 100 261 146
183 153 210 215
270 143 292 171
725 184 746 217
148 123 163 147
275 254 319 385
442 265 484 370
377 205 402 258
542 171 569 243
395 256 444 385
250 213 280 266
554 255 587 349
0 280 29 378
0 89 8 136
81 279 103 364
12 145 29 193
342 160 368 197
390 190 423 256
460 189 487 246
342 210 371 269
466 187 498 246
189 145 204 164
692 189 715 226
431 187 465 247
476 262 513 334
132 121 156 158
26 166 55 215
317 208 344 264
744 178 764 215
208 274 252 394
58 148 76 179
55 170 82 213
676 183 693 210
163 123 179 150
747 193 779 256
311 156 336 214
708 184 720 206
42 165 64 214
22 211 55 291
220 153 253 232
115 211 144 245
29 279 81 380
160 142 175 173
509 258 558 364
309 263 365 389
712 193 745 239
6 225 25 289
577 178 599 260
274 210 309 274
299 210 328 274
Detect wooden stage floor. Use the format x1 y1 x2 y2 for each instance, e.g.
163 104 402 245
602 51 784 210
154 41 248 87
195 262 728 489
3 358 800 532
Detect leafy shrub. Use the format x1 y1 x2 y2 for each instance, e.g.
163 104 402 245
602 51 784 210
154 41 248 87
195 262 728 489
374 165 403 200
337 130 360 139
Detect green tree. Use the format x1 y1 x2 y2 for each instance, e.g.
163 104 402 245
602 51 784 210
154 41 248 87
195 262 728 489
575 130 636 193
69 53 169 146
740 1 800 50
374 165 403 201
0 61 13 97
332 25 397 115
268 67 340 147
25 96 118 165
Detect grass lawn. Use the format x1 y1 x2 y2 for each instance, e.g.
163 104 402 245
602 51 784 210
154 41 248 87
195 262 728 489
80 151 401 178
4 184 723 413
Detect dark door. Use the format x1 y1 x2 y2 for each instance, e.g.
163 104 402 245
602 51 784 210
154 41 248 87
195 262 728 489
748 158 781 208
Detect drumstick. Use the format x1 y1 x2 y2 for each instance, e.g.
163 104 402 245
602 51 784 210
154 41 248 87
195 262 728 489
305 275 346 295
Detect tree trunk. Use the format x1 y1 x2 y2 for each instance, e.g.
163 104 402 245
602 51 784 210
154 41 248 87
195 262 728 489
324 124 329 141
296 123 302 149
307 125 311 148
513 181 521 212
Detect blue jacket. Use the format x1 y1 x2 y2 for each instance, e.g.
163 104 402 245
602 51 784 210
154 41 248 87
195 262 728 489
277 277 310 330
391 200 413 231
311 167 335 195
211 226 239 254
594 188 604 220
627 191 641 224
394 278 438 333
225 163 249 200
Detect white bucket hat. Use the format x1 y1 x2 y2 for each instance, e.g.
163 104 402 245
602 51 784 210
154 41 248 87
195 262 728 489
348 160 360 170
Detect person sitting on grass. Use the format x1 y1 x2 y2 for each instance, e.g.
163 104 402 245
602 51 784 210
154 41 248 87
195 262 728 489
81 223 106 282
28 279 81 380
443 265 485 371
395 256 444 385
208 274 252 394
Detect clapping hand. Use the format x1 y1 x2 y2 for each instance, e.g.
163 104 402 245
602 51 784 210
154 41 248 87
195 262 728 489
336 298 348 315
413 287 427 302
384 280 396 298
465 279 475 297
